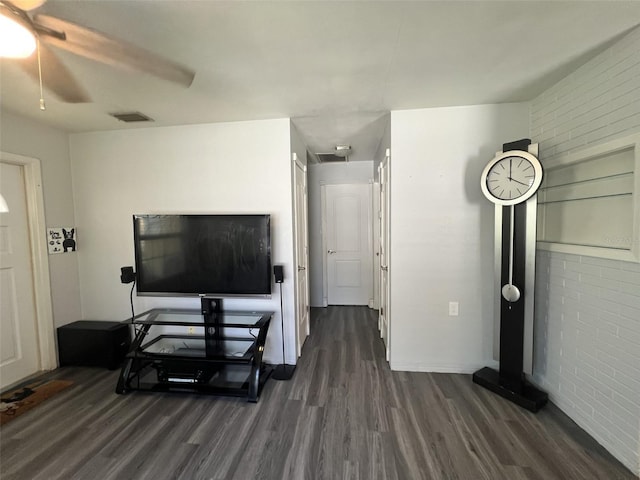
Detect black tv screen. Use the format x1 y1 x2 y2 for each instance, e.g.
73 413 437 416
133 214 271 297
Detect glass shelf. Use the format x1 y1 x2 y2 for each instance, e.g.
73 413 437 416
140 335 254 361
117 308 274 402
132 308 271 327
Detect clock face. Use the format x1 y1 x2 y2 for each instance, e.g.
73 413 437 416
480 150 543 205
487 156 535 200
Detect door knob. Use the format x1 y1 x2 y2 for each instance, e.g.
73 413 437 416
298 266 306 271
381 265 388 271
328 250 336 254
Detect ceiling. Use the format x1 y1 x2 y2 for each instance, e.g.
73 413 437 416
1 1 639 162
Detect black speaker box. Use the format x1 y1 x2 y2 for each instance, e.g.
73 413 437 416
274 265 284 283
120 266 135 284
57 321 131 370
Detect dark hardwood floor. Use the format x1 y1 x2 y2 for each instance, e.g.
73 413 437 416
0 306 635 479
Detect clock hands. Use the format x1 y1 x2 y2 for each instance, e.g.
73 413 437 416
503 158 531 192
510 178 529 187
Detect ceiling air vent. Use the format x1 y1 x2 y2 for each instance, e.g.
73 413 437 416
109 112 154 123
316 153 348 163
316 145 352 163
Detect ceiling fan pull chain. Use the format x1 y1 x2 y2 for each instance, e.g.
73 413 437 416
36 36 46 111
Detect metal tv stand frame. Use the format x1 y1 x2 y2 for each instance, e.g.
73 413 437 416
115 303 273 403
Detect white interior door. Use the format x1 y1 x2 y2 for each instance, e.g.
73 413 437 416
325 183 373 306
0 162 40 389
379 151 391 361
293 158 310 356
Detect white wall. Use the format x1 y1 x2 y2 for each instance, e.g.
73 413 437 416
290 122 308 170
307 161 374 306
531 26 640 475
69 118 296 364
0 111 81 329
389 103 529 372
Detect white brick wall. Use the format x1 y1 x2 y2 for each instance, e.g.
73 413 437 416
531 27 640 475
534 252 640 472
532 29 640 156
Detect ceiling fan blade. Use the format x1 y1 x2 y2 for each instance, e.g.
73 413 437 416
16 42 91 103
34 14 195 87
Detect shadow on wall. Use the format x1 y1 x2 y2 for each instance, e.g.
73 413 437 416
464 142 502 366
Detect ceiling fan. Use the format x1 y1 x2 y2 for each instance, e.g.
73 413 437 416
0 0 195 106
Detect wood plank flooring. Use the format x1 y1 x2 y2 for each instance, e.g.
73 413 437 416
0 306 635 479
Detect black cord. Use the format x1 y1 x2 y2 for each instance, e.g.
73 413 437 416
130 280 141 336
279 282 285 366
129 279 136 321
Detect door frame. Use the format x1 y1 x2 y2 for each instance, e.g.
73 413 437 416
379 149 391 361
1 151 57 373
292 153 310 357
320 181 374 307
372 182 381 310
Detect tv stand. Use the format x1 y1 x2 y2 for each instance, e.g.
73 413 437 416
200 297 223 316
115 308 273 402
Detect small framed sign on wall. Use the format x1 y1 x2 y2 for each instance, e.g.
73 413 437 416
47 227 76 254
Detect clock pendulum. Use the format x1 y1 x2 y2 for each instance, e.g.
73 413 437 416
473 138 548 412
502 205 520 303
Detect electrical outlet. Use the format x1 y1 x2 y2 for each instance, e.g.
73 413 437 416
188 326 195 335
448 301 459 316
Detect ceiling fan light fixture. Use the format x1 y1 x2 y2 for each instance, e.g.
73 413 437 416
0 3 36 58
0 193 9 213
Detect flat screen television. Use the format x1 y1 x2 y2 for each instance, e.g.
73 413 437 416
133 214 271 297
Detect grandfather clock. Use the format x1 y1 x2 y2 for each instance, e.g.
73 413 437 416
473 138 548 412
